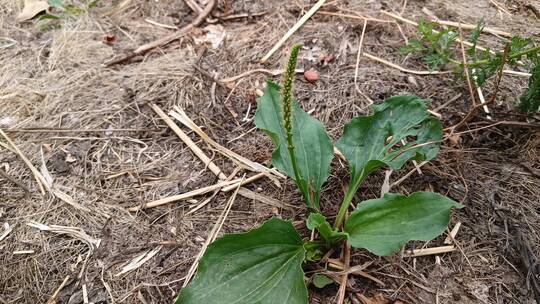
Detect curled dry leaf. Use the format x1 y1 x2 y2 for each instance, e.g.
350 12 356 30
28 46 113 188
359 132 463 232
103 35 116 46
193 25 226 49
17 0 49 22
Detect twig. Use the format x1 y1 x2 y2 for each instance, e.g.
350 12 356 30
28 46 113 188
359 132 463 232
0 224 13 243
185 189 221 216
28 222 100 252
380 10 511 38
220 68 304 83
0 37 17 49
217 11 268 21
514 231 540 302
452 120 540 135
13 250 34 255
473 69 492 119
489 0 512 16
336 241 351 304
444 222 462 244
362 52 450 75
390 161 428 188
401 0 408 14
433 93 463 112
404 245 456 257
105 0 216 66
236 187 297 210
402 139 423 174
0 167 30 194
448 44 509 131
2 128 160 133
0 129 47 194
354 19 369 104
150 103 226 179
115 246 163 276
317 11 392 23
183 0 202 14
128 179 241 211
46 275 71 304
457 26 478 107
502 69 531 77
170 106 284 180
260 0 326 63
144 19 178 30
328 259 385 286
221 172 266 192
428 18 511 37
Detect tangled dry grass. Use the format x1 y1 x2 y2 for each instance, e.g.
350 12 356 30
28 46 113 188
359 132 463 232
1 0 539 303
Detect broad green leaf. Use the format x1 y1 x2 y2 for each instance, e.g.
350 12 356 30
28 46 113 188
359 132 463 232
312 274 334 288
336 95 442 194
306 213 347 247
345 192 463 256
254 81 334 210
176 218 308 304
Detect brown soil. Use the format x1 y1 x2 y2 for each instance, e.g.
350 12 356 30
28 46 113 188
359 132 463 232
1 0 539 303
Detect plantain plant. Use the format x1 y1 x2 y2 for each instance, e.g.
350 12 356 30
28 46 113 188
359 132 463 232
401 19 540 113
175 45 463 304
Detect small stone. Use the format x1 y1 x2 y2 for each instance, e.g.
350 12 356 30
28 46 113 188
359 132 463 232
304 70 319 83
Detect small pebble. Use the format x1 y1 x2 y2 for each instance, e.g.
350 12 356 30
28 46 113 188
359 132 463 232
304 70 319 83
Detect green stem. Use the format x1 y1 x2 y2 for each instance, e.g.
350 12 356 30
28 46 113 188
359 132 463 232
469 44 540 68
333 177 363 229
287 143 307 203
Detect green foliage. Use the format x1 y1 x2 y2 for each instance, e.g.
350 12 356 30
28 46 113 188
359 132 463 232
334 96 442 227
337 95 441 189
402 19 540 113
37 0 97 30
518 61 540 113
467 19 484 57
471 52 501 86
177 46 462 303
176 218 308 304
312 274 334 288
345 192 463 256
254 82 334 210
400 19 458 69
306 213 347 247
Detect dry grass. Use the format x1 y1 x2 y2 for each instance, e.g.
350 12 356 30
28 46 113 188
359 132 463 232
1 0 539 303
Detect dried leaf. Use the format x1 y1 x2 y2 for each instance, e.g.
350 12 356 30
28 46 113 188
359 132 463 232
17 0 49 22
193 25 226 49
356 293 392 304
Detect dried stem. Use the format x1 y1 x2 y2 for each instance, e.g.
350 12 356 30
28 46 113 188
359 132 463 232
448 44 510 131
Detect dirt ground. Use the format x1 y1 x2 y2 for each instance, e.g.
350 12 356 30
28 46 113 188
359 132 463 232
1 0 539 303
